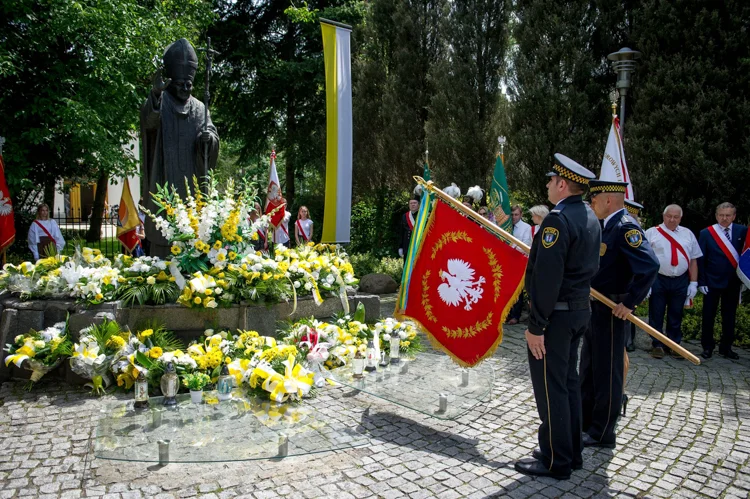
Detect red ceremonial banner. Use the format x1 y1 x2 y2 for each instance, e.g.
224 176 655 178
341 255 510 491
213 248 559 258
0 154 16 253
397 199 527 367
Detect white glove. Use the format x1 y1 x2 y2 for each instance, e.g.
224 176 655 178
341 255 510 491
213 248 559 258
398 248 404 258
699 286 709 295
687 282 698 300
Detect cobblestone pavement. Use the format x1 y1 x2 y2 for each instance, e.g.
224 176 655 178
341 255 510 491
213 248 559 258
1 295 749 498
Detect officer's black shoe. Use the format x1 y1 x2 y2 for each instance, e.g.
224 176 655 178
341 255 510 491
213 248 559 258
719 349 739 360
625 342 636 353
531 449 582 470
700 349 713 359
582 433 616 449
514 458 571 480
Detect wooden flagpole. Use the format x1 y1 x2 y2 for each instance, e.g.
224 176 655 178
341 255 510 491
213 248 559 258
415 177 701 366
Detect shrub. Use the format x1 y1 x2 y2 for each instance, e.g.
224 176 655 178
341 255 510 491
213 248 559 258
681 292 750 349
375 257 404 282
350 253 404 283
638 292 750 349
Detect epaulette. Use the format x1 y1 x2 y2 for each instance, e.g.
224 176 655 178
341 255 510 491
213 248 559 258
550 209 561 214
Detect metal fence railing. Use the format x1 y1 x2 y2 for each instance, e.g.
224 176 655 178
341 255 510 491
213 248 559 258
51 206 123 259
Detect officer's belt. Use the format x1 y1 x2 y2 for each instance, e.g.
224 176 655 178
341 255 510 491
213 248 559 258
553 300 590 311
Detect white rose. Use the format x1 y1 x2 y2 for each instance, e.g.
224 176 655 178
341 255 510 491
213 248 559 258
304 282 313 291
383 334 391 341
294 281 301 289
146 276 156 285
399 331 407 340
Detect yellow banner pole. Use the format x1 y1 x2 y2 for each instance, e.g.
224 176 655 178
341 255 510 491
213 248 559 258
415 176 701 366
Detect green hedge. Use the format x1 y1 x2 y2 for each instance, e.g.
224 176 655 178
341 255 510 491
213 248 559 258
350 252 404 282
636 292 750 349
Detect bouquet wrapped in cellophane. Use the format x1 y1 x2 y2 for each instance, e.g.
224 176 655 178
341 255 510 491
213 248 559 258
4 317 72 390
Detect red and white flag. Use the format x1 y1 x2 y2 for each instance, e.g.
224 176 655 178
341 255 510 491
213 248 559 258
600 115 634 200
264 150 286 228
0 153 16 253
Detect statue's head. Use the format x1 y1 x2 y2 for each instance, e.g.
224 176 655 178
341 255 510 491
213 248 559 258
163 38 198 102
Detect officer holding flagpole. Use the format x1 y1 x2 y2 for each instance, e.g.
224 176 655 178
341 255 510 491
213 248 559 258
581 179 658 449
515 154 600 480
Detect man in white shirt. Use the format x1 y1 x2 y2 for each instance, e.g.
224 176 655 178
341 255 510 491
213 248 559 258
507 205 533 324
644 204 702 359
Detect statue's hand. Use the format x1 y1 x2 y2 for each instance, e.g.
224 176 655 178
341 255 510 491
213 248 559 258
151 68 172 96
200 130 212 143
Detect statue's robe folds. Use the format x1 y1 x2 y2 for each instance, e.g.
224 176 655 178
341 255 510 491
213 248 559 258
140 90 220 258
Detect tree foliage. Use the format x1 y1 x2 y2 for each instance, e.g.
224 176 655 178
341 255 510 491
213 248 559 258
627 0 750 230
507 0 626 202
209 0 365 214
0 0 214 203
426 0 511 190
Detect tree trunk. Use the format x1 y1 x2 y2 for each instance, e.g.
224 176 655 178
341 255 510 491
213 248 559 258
86 173 108 242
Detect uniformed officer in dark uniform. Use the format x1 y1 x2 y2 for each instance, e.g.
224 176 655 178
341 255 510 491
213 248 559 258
514 154 601 480
580 181 658 448
624 199 643 353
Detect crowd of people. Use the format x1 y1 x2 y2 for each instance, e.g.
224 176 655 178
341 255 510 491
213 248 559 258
25 200 317 261
395 155 746 481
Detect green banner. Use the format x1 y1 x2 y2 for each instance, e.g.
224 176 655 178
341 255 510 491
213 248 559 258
488 153 512 231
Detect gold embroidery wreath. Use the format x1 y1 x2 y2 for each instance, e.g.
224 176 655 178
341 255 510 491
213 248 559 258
442 312 494 339
421 270 437 323
431 231 472 260
483 248 503 302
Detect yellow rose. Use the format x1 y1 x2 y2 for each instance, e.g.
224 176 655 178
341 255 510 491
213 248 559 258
205 288 213 296
194 297 202 305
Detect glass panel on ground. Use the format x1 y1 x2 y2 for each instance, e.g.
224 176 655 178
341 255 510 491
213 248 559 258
326 352 494 420
94 390 368 463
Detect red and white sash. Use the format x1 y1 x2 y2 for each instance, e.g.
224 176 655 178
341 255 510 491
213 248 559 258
406 211 416 231
296 219 311 242
273 222 289 243
531 225 537 239
656 225 689 267
34 220 55 241
707 224 739 268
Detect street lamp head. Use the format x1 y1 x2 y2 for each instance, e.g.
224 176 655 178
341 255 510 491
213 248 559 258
608 47 642 93
607 47 641 62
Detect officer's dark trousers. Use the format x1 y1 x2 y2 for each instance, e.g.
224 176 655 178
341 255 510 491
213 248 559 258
649 272 689 349
581 301 625 444
528 309 588 474
701 280 741 353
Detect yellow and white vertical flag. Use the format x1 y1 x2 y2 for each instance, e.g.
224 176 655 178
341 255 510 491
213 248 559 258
321 19 353 243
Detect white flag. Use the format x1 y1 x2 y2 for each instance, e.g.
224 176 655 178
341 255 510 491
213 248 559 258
599 117 634 200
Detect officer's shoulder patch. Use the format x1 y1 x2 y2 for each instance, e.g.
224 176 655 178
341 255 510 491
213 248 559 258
542 227 559 248
625 228 643 248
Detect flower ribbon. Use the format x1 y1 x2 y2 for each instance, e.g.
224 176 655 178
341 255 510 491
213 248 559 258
250 354 314 403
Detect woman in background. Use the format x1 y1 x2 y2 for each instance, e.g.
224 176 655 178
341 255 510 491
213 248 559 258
28 203 65 261
294 206 314 246
529 205 550 240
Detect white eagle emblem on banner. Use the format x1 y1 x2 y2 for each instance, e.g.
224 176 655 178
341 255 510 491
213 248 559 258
437 259 486 311
0 197 12 216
